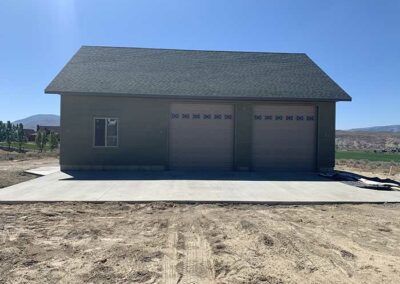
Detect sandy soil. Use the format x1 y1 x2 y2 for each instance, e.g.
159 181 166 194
0 203 399 283
336 160 400 182
0 150 58 188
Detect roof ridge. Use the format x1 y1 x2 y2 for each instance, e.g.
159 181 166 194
81 45 307 56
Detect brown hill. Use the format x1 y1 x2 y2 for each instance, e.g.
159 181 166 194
336 131 400 151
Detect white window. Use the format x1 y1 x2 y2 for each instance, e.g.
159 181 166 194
94 117 118 147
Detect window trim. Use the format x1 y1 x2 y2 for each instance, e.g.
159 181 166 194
93 117 119 148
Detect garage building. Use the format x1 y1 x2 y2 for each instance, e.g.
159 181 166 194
45 46 351 172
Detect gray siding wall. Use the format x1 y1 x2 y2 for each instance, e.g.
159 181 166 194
61 95 169 170
60 94 336 171
234 103 253 171
316 102 336 170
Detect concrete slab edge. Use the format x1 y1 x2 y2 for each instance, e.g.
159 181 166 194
0 200 398 205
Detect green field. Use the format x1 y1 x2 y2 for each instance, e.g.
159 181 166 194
0 142 52 151
336 150 400 163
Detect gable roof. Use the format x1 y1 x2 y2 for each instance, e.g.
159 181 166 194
45 46 351 101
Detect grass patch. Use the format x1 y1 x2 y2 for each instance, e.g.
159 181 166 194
0 142 51 151
336 150 400 163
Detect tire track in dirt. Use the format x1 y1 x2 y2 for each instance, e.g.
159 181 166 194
162 217 179 284
178 211 215 284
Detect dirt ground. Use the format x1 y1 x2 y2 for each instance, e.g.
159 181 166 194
335 160 400 182
0 202 399 284
0 149 58 188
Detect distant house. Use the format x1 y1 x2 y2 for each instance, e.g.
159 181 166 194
36 125 60 135
45 46 351 171
23 129 36 142
36 125 60 141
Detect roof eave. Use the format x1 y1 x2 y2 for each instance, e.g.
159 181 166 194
44 89 58 95
48 90 352 102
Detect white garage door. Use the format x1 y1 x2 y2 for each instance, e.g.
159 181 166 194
169 103 234 170
252 105 316 171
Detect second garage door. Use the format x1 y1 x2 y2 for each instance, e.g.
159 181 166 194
252 105 317 171
169 103 234 170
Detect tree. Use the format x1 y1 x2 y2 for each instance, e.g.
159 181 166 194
16 123 25 152
0 121 5 142
35 131 41 151
35 131 48 152
48 131 58 151
5 121 13 150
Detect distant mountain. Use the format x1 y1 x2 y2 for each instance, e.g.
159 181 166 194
13 114 60 130
347 125 400 133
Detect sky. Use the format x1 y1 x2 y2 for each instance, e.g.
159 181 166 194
0 0 399 129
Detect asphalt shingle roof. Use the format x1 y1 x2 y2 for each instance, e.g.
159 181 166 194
45 46 351 101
